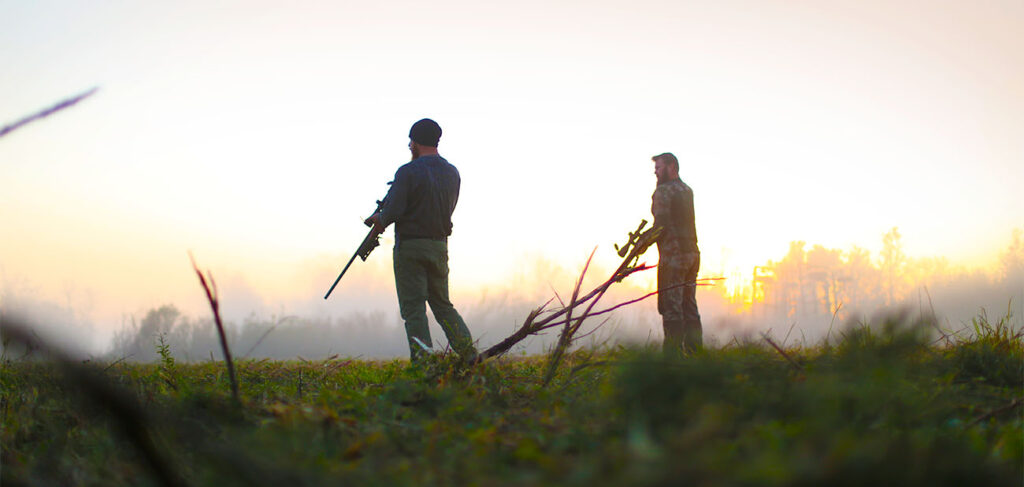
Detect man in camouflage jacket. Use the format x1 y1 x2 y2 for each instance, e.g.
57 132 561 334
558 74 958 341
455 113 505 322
651 152 702 355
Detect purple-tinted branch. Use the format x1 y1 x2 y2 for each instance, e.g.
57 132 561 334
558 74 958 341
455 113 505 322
0 87 99 139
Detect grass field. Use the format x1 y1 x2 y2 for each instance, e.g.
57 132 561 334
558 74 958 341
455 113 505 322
1 313 1022 486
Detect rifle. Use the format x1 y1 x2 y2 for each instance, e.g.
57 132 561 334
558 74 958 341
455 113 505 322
323 183 391 299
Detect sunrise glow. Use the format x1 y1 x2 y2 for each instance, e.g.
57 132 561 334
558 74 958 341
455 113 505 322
2 0 1021 354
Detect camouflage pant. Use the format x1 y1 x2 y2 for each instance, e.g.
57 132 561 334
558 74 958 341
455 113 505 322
393 239 473 360
658 251 702 352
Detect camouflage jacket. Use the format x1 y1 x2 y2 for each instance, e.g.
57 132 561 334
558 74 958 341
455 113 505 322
651 177 699 256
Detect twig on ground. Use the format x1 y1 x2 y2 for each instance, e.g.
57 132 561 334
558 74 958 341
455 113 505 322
479 221 664 364
103 355 131 373
761 333 804 372
570 360 613 375
966 397 1024 427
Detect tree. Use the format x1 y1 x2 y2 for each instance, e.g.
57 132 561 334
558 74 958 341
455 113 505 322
880 227 906 306
807 245 843 314
1000 228 1024 287
768 241 809 316
845 245 880 310
110 305 182 362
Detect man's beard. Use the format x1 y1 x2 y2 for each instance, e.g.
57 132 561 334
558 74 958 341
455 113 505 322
410 146 420 160
656 171 677 184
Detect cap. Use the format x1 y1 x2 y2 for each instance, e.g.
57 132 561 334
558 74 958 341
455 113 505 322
409 118 442 147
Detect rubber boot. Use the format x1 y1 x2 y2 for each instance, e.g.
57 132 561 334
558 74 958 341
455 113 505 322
682 320 703 354
662 319 685 358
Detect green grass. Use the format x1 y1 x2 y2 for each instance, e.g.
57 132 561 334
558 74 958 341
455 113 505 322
1 318 1022 487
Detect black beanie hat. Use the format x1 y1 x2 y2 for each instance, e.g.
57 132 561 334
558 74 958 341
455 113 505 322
409 118 442 147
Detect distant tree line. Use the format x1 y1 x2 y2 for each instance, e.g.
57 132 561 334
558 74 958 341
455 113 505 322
748 227 1024 324
109 306 403 362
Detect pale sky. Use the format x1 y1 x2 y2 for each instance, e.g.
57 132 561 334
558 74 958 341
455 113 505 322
2 0 1021 351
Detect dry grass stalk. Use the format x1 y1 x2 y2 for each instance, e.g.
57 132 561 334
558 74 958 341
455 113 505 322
188 252 240 405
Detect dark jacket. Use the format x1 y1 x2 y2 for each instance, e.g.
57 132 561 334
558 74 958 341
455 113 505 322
380 155 460 240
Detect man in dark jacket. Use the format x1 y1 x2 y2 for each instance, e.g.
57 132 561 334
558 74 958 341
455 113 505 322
368 119 474 361
651 152 702 355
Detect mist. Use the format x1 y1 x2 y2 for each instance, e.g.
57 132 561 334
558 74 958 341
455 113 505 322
100 253 676 362
707 227 1024 344
2 227 1019 362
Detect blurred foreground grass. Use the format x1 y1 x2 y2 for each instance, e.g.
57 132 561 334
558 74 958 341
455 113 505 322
1 314 1021 486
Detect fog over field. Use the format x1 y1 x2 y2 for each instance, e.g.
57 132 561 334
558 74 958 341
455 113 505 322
3 229 1020 361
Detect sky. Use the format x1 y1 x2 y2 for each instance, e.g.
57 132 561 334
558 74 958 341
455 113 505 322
1 0 1022 353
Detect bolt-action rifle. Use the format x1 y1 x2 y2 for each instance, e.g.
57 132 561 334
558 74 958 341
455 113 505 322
323 183 391 299
614 219 659 258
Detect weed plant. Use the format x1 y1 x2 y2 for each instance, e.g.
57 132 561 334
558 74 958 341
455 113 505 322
1 314 1021 486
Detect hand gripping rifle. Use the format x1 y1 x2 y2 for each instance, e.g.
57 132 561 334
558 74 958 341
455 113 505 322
323 183 391 299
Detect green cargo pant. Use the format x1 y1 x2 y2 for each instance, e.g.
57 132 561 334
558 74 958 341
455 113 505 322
393 238 474 360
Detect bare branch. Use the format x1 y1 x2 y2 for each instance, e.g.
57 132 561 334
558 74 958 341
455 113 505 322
0 87 99 139
479 222 685 363
544 248 597 385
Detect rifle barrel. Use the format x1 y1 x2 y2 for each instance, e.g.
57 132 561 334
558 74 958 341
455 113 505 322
324 250 361 300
